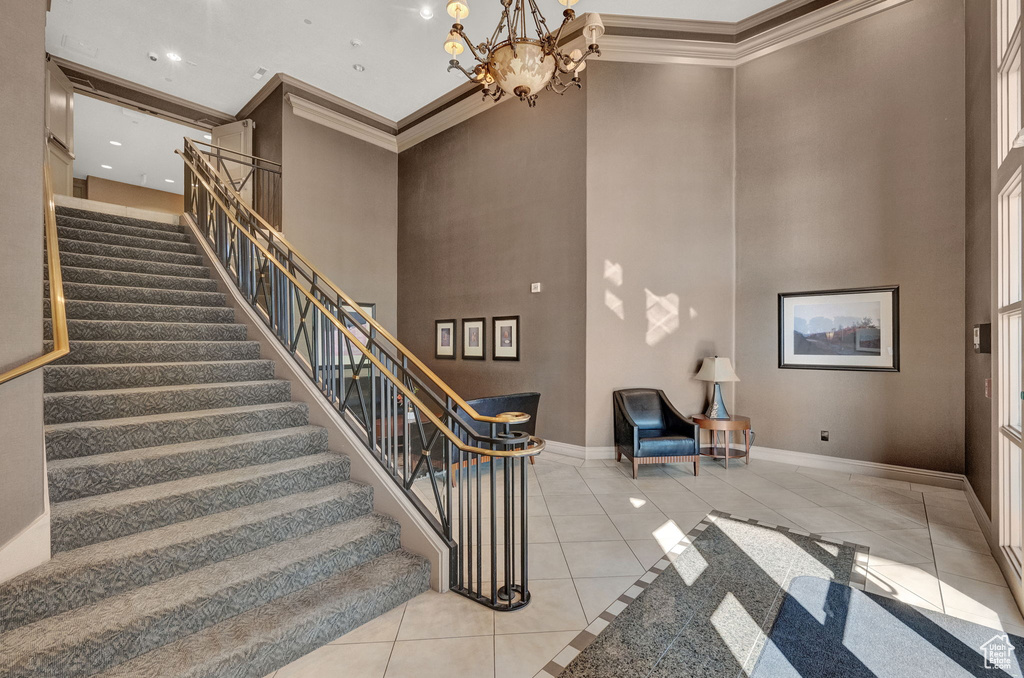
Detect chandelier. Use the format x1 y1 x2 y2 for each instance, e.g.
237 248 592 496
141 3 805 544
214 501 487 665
443 0 604 107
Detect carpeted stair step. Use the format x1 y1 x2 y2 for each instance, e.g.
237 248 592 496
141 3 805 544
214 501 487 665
57 215 192 244
1 514 399 678
43 359 275 392
47 339 262 365
95 550 430 678
44 380 292 425
55 206 185 234
48 426 328 501
46 299 234 324
0 482 373 633
58 225 196 255
54 251 209 279
50 453 351 552
47 280 226 307
56 238 203 267
47 318 245 342
45 401 309 460
55 266 219 293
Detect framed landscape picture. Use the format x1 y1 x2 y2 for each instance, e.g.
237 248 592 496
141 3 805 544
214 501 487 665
778 286 899 372
492 315 520 361
435 319 456 360
462 317 486 360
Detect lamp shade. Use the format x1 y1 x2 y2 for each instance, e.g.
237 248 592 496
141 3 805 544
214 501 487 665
696 356 739 382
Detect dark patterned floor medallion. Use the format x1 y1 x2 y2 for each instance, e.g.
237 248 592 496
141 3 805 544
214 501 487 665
541 511 868 678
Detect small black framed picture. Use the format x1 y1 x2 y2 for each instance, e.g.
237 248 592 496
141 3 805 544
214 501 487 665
778 286 899 372
462 317 486 360
435 319 456 360
492 315 519 361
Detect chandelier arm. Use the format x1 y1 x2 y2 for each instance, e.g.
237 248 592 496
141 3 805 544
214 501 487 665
447 59 481 83
489 6 512 53
527 0 552 41
549 12 573 50
463 37 490 64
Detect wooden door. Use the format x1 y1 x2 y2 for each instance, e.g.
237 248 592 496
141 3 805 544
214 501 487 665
211 119 254 205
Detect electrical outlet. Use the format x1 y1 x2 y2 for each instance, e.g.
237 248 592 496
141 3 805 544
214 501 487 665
820 431 829 442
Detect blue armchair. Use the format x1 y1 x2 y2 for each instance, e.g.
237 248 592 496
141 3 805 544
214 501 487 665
613 389 700 479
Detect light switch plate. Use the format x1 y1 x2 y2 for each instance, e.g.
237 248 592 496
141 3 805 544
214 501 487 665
531 282 542 293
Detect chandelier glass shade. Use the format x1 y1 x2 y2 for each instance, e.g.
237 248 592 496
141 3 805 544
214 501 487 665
443 0 603 106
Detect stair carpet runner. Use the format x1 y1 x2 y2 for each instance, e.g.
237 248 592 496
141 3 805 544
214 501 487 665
0 207 429 677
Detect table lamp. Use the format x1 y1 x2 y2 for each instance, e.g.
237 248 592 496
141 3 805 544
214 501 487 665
696 356 739 419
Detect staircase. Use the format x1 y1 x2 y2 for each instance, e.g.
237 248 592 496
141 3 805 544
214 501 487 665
0 206 430 678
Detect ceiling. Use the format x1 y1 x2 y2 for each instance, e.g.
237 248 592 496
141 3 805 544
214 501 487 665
46 0 785 122
73 94 209 194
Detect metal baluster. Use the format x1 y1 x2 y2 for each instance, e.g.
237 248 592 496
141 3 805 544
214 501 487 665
520 452 529 606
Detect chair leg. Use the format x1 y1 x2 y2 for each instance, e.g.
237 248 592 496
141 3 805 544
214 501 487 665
694 459 700 476
529 456 535 465
615 447 621 462
632 459 639 479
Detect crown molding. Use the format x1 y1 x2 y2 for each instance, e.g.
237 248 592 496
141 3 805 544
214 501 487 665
732 0 912 63
244 0 911 153
285 93 399 153
602 14 738 37
735 0 822 33
397 91 505 152
598 0 911 67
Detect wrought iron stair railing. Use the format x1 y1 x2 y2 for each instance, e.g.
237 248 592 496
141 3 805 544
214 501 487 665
178 139 543 610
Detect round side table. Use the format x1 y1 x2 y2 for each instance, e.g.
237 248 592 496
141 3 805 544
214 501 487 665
693 414 753 469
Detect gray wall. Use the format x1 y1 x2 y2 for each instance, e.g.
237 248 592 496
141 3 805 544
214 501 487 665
0 0 47 545
249 85 283 166
397 90 588 447
585 61 736 448
734 0 967 473
965 0 994 514
280 99 399 331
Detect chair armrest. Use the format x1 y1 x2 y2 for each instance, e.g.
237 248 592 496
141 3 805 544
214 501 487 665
659 392 699 439
613 395 639 449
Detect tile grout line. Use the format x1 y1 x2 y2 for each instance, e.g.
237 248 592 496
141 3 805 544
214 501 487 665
381 603 410 677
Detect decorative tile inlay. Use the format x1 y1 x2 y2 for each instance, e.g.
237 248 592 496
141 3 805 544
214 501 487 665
535 511 869 678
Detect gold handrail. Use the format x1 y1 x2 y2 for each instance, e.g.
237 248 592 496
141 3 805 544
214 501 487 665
0 165 70 386
180 151 543 459
181 139 526 426
189 140 283 170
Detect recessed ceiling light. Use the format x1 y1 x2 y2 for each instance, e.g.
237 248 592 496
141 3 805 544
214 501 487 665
351 38 362 48
166 52 182 62
353 64 365 72
165 179 175 183
420 6 434 19
109 140 122 146
101 165 112 169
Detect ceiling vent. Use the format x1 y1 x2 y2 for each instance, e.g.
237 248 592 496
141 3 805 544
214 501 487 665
252 67 268 80
61 33 98 58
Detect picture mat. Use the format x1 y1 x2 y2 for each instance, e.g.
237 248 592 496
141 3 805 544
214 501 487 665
782 291 894 368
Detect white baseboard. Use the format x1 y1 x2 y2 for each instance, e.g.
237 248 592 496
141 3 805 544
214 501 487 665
543 440 588 460
543 440 617 461
749 445 966 490
0 510 50 584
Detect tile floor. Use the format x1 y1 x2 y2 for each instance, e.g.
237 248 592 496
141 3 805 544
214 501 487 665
266 453 1024 678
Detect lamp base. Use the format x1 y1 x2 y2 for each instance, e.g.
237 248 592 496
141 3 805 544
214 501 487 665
705 382 731 420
